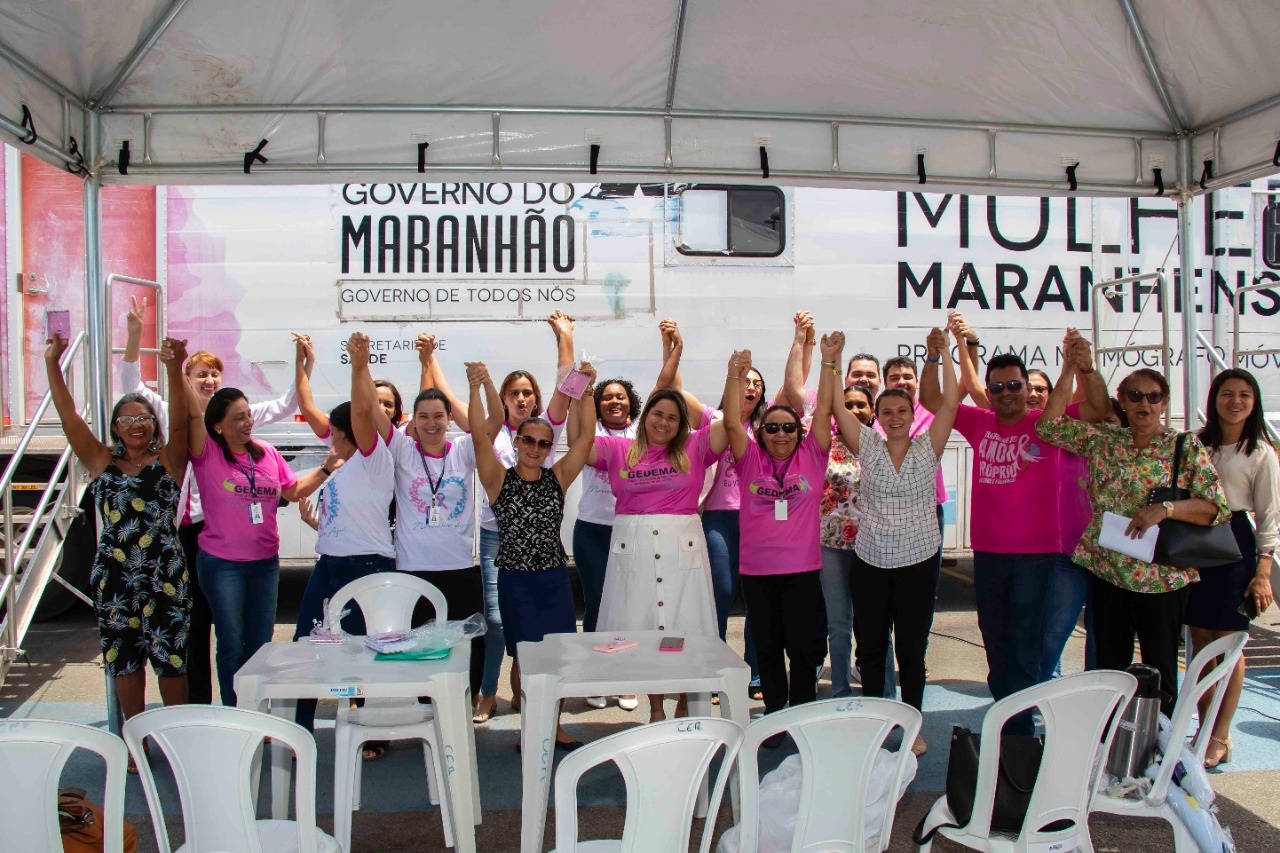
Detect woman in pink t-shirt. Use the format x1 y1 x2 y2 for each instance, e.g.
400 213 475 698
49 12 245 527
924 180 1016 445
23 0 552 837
188 387 331 706
585 382 730 722
725 342 836 720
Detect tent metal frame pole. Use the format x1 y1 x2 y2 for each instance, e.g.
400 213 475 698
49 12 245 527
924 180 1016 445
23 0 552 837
90 0 192 108
665 0 690 111
0 115 82 166
1191 89 1280 136
1177 136 1199 429
0 38 86 107
1117 0 1186 134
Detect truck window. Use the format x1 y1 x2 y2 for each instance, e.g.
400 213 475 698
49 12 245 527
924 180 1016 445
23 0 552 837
676 186 785 257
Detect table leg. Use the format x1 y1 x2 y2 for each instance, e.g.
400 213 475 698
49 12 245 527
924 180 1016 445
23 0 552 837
432 671 478 853
519 673 559 853
718 668 751 820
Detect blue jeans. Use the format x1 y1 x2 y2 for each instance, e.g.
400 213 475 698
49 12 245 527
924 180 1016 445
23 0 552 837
291 553 395 731
972 552 1054 708
702 510 757 679
197 553 280 707
820 547 896 698
1041 555 1096 679
572 519 612 633
479 527 504 696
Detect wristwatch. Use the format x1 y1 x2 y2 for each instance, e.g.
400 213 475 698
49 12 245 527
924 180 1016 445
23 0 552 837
1162 500 1174 518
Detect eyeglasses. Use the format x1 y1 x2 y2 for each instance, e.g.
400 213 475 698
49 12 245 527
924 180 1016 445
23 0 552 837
1124 389 1165 404
986 380 1024 394
743 378 763 389
517 435 555 450
762 422 799 435
114 414 155 426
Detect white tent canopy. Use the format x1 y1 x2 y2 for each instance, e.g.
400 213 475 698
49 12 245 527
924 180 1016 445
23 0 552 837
2 0 1279 194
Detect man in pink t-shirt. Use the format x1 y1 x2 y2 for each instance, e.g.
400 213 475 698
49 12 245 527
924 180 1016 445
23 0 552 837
921 341 1110 715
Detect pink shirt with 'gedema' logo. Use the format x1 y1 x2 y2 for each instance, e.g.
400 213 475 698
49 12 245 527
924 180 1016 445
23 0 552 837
735 433 827 575
590 425 718 515
190 440 298 561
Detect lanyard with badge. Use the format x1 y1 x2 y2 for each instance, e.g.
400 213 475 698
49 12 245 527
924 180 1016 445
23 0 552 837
419 442 450 526
769 452 796 522
236 459 264 524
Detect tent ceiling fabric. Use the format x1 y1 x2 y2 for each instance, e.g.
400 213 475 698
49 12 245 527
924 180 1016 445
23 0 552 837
0 0 1277 194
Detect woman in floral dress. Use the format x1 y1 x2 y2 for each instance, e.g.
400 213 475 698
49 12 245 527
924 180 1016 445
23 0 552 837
45 333 193 737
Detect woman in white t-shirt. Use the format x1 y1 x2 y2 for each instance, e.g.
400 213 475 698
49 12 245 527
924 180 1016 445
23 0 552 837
423 311 575 723
289 333 396 732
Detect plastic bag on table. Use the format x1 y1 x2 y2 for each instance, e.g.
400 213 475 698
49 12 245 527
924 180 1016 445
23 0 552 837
307 597 351 644
716 748 917 853
369 613 487 660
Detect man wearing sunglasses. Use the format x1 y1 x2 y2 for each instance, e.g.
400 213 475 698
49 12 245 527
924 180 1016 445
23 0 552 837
921 328 1112 722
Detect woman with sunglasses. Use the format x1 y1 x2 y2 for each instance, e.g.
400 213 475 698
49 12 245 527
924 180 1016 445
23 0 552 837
584 372 732 722
47 334 192 746
1037 362 1229 716
724 341 836 719
831 327 959 756
469 359 596 749
1186 368 1277 767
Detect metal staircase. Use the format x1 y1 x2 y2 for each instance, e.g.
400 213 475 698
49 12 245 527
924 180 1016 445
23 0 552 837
0 332 93 689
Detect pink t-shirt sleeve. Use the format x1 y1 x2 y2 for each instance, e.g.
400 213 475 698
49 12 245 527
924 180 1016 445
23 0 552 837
590 435 627 471
690 423 718 467
272 445 299 490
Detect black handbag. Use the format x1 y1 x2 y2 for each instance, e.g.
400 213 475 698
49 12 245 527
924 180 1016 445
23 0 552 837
913 726 1045 844
1145 433 1241 570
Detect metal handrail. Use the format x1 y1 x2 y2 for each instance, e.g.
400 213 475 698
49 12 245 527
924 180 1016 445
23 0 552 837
0 331 87 497
1232 277 1280 369
106 274 167 400
1091 271 1172 426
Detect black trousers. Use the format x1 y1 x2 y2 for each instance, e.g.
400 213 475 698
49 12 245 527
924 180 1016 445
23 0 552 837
741 571 826 715
1089 574 1189 716
849 552 940 711
178 521 214 704
409 567 486 698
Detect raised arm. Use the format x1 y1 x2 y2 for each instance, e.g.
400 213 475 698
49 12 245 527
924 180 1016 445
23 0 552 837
545 311 575 426
658 319 707 428
555 363 599 490
349 332 392 442
293 333 330 439
158 337 192 480
927 327 960 459
723 350 752 462
780 310 815 413
44 335 111 476
120 295 167 415
812 332 836 453
652 317 682 394
1040 347 1077 423
949 312 988 408
416 333 474 433
249 334 308 426
827 333 863 454
466 362 507 503
1063 329 1111 422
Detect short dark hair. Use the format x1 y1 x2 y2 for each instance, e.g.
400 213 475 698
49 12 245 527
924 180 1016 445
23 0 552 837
846 353 880 374
204 387 264 463
1200 368 1267 456
883 356 917 378
874 387 914 417
984 354 1029 384
1117 368 1169 401
412 387 452 416
373 379 404 423
594 378 642 423
328 401 353 442
1027 370 1054 394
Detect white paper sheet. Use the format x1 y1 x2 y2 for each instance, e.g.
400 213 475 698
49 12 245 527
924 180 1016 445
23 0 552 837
1099 511 1158 563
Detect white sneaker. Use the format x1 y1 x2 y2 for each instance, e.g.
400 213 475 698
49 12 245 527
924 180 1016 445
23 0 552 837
586 696 608 709
617 695 639 711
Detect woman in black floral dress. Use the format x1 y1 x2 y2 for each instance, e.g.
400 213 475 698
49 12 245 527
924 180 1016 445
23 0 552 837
46 333 193 732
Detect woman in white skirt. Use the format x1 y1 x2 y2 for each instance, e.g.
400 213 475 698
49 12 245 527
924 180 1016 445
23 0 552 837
584 377 733 722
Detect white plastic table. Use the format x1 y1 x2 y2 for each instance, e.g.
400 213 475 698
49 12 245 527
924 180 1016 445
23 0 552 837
517 630 751 853
234 640 480 853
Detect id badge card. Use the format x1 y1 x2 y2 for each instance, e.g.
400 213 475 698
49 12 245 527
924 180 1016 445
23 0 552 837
428 506 443 526
774 500 788 521
249 502 264 525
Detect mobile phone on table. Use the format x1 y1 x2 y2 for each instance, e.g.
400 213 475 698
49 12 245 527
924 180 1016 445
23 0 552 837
659 636 685 652
46 309 71 342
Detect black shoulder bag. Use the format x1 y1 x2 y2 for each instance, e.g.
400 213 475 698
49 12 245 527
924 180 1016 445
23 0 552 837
1145 433 1240 570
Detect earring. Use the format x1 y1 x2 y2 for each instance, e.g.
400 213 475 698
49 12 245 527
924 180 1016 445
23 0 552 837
147 437 161 452
112 440 125 457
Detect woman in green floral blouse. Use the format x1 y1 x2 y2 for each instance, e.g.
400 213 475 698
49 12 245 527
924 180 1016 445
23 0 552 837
1037 352 1229 714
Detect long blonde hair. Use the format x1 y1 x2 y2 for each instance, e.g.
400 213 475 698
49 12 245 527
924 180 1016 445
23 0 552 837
627 389 692 474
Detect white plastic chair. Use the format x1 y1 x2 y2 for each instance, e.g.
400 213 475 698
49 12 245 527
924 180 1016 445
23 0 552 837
730 697 923 853
122 704 338 853
916 670 1138 853
0 718 129 853
1092 631 1249 850
327 571 454 853
550 716 743 853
